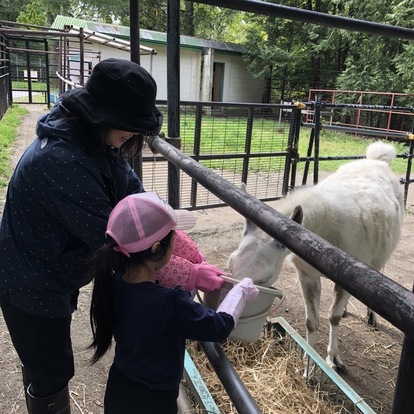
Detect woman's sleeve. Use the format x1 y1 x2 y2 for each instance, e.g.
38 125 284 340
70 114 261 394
155 231 205 291
172 230 205 263
156 255 197 291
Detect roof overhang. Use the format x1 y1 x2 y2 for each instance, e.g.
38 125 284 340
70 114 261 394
67 27 157 56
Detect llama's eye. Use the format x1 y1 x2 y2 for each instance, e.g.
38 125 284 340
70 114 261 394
273 240 285 251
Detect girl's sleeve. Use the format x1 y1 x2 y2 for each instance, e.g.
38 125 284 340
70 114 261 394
167 290 234 342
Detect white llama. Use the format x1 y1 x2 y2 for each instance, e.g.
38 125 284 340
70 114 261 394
227 141 404 371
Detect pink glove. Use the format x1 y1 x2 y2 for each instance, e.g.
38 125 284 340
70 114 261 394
173 230 205 264
189 263 226 292
216 278 259 327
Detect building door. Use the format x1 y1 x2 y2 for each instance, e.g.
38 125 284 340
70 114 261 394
212 62 224 101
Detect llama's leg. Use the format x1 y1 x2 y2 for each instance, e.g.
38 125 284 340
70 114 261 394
327 284 350 372
298 272 321 349
298 271 321 377
366 308 377 327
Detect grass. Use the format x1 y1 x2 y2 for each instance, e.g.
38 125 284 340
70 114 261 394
178 113 409 175
11 81 50 104
0 105 29 188
12 81 47 91
303 130 408 174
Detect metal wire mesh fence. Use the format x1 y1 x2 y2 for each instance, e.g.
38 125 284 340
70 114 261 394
142 101 294 209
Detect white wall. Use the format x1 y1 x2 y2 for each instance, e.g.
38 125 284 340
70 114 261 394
140 46 202 101
215 54 264 103
65 40 264 103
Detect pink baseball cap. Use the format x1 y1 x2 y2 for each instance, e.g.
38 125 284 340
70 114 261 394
106 192 196 257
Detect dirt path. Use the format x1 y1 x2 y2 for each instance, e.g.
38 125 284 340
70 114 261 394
1 105 413 413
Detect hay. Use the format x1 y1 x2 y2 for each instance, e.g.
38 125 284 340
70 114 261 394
185 335 341 414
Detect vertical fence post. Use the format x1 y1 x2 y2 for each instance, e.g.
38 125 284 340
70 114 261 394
241 107 254 185
402 123 414 209
190 104 203 208
302 127 315 186
44 39 50 108
391 284 414 413
129 0 143 181
166 0 181 208
313 95 322 184
284 103 302 194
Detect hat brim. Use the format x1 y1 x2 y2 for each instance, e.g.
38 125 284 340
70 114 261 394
174 210 196 231
62 88 163 135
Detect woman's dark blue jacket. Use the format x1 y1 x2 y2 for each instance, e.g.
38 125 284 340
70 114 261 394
0 104 143 317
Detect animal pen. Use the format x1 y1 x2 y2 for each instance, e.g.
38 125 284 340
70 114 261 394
149 0 414 413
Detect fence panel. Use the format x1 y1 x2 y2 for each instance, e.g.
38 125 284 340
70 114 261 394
0 33 11 119
143 101 295 209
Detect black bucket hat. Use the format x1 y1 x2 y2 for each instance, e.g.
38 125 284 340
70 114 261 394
61 58 163 135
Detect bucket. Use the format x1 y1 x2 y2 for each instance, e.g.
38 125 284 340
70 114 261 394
203 276 284 342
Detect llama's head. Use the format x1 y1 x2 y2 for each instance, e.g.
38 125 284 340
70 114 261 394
228 183 304 287
227 217 290 287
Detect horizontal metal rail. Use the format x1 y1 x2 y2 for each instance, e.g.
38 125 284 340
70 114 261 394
302 122 410 140
273 317 375 413
199 341 262 414
183 350 220 413
191 0 414 40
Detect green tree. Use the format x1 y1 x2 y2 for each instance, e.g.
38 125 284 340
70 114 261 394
0 0 30 21
388 0 414 94
333 0 405 98
241 1 344 102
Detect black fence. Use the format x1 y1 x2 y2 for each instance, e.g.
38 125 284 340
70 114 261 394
0 33 11 119
142 100 414 210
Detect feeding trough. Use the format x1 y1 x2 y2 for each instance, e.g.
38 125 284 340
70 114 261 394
203 275 284 342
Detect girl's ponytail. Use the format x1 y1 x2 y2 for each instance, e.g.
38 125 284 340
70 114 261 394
89 242 121 363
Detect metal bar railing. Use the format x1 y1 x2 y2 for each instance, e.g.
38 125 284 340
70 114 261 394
199 341 262 414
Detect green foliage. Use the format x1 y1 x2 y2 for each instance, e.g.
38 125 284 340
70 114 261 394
0 0 30 21
16 0 48 26
0 105 29 188
12 81 47 91
190 4 246 42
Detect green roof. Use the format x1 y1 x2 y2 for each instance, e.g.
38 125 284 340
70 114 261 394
52 15 244 54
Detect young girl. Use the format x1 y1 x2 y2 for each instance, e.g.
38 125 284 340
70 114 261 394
89 192 259 414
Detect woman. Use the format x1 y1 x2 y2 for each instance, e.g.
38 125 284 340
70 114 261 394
89 192 259 414
0 58 224 414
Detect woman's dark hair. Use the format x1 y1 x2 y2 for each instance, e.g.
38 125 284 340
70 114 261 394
57 109 144 158
87 126 145 159
88 230 174 364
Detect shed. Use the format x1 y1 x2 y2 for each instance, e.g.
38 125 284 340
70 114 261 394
51 15 265 103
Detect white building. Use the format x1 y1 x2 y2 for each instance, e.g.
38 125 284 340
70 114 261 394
51 15 266 103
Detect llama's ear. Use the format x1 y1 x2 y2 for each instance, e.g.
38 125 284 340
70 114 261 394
291 205 303 225
243 218 257 235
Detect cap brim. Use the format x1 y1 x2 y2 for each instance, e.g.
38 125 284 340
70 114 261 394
175 210 196 230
